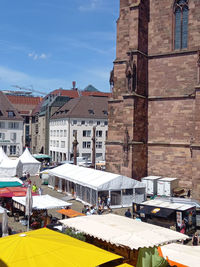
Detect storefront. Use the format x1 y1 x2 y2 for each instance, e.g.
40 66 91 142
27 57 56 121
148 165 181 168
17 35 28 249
133 199 196 235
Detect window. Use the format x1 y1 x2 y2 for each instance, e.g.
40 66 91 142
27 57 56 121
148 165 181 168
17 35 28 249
89 120 93 126
10 145 16 155
73 120 77 125
96 130 102 137
8 122 19 129
61 141 65 148
0 133 5 140
0 122 5 129
103 110 108 115
64 130 67 137
104 121 108 126
7 111 15 117
97 121 100 125
0 111 3 116
96 142 102 149
73 130 77 137
60 130 63 137
88 109 94 115
10 132 16 141
57 130 59 137
174 0 189 50
82 141 91 149
57 141 59 147
83 130 91 137
81 121 85 125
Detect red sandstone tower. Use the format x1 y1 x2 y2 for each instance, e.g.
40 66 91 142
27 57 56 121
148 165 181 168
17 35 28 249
106 0 200 199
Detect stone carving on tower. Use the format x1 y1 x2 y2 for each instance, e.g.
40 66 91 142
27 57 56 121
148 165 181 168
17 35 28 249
123 127 130 167
109 67 114 92
197 50 200 85
125 53 137 93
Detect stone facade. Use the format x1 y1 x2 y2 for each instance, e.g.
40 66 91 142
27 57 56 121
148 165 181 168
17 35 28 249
106 0 200 199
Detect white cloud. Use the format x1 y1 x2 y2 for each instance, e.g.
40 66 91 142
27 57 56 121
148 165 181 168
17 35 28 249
79 0 100 12
28 51 48 60
0 65 68 93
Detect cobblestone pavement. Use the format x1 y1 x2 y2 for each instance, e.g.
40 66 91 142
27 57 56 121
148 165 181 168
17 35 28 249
6 175 127 233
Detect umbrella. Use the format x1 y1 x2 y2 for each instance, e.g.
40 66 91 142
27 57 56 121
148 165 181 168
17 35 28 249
25 185 33 231
0 228 122 267
2 209 8 237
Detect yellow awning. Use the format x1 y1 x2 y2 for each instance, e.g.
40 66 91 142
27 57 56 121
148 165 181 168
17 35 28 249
0 228 122 267
117 264 133 267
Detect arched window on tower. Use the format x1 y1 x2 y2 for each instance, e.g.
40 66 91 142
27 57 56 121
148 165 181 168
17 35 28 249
174 0 189 50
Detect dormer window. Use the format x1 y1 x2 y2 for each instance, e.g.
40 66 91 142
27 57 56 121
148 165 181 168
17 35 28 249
0 111 3 116
88 109 94 115
103 110 108 115
64 110 69 113
7 111 15 117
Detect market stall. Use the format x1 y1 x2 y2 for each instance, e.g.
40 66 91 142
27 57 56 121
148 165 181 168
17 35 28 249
0 158 23 177
0 228 122 267
0 147 8 163
60 214 188 266
133 199 196 234
12 194 72 228
48 163 146 207
19 148 41 175
158 243 200 267
56 208 85 219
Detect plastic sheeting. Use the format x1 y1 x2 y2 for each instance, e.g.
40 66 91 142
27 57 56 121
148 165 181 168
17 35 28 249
60 214 188 250
48 163 145 191
0 158 23 177
12 194 72 210
19 148 41 175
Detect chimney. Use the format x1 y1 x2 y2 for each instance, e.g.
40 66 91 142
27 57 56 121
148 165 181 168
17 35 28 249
72 81 76 90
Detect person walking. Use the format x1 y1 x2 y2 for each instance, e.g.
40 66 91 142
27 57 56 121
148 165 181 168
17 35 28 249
192 232 199 246
125 208 132 218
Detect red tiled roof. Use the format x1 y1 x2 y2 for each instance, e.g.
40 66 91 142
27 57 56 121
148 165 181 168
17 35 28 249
50 89 79 98
81 91 112 97
7 95 42 105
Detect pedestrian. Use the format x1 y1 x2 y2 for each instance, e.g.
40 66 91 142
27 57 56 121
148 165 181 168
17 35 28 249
180 219 186 234
38 187 43 195
82 205 87 214
187 189 191 198
125 208 132 218
32 183 37 193
192 232 199 246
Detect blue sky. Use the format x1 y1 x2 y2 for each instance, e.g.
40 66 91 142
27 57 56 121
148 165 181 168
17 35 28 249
0 0 119 95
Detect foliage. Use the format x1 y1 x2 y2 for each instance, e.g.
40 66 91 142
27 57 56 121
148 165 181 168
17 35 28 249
64 228 86 241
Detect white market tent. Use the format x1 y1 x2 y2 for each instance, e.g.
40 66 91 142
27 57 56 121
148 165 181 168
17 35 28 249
60 214 188 250
0 158 23 177
48 163 146 207
0 147 9 163
12 194 72 211
19 148 41 175
160 243 200 267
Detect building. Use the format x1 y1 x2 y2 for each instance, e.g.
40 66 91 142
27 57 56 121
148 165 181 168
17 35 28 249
31 86 111 155
106 0 200 199
5 93 42 149
0 92 23 156
49 96 108 162
31 90 73 154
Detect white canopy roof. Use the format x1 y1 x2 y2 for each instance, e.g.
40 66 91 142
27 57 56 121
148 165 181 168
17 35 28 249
160 243 200 267
19 148 40 164
60 214 188 249
142 199 195 211
0 158 23 177
12 194 72 210
0 147 9 163
48 163 145 191
19 148 41 175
